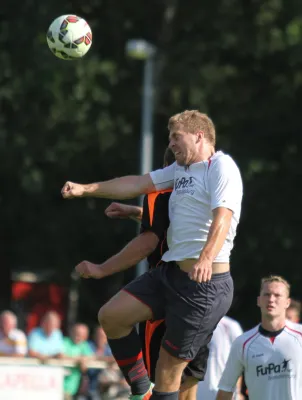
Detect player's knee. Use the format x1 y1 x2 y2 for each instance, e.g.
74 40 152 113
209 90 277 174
98 301 131 335
98 304 115 333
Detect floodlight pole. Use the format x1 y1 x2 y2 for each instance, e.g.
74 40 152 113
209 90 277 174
126 40 156 277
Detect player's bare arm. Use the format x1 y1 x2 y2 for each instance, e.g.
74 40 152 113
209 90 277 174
235 376 245 400
105 202 143 222
75 231 159 279
216 390 233 400
189 207 233 283
61 173 155 200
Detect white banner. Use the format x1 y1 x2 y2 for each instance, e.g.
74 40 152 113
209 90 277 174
0 365 64 400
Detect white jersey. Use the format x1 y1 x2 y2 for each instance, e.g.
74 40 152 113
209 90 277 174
218 322 302 400
149 151 243 262
0 329 27 355
197 316 243 400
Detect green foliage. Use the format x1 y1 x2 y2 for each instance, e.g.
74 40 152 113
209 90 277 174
2 0 302 327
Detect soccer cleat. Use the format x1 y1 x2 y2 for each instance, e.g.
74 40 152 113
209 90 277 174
129 383 154 400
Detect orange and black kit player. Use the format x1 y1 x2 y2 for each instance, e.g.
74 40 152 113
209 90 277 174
136 190 210 385
107 189 171 396
138 189 171 383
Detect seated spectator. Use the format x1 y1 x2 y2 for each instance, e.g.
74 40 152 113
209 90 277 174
63 323 93 400
28 310 63 361
0 310 27 357
90 326 114 362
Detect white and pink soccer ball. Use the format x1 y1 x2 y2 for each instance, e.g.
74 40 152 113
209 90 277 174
46 15 92 60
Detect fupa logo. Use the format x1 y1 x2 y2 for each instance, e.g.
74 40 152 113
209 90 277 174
256 359 292 376
175 177 194 189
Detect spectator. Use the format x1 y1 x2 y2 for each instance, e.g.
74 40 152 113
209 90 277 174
0 310 27 357
286 298 301 323
28 310 63 361
63 323 93 400
90 326 114 362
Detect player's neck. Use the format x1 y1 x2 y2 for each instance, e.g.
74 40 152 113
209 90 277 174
194 147 215 163
261 316 286 332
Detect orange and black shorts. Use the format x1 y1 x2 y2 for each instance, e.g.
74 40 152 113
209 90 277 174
139 319 166 383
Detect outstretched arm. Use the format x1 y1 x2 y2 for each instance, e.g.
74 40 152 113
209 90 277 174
61 174 155 200
75 231 159 279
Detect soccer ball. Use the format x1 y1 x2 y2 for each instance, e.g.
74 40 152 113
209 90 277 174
46 15 92 60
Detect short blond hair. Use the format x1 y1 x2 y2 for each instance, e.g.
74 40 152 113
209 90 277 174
168 110 216 146
260 275 291 297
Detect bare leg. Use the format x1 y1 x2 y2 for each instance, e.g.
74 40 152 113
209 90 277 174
154 347 188 392
98 290 152 338
179 376 199 400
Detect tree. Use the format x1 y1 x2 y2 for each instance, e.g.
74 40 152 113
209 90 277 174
2 0 302 327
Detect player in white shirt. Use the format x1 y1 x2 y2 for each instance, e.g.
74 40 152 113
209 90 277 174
61 110 243 400
197 316 243 400
217 275 302 400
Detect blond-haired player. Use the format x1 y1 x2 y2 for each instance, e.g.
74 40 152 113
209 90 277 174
217 276 302 400
62 110 243 400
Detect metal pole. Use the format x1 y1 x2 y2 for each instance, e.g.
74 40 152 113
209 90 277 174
140 56 154 176
136 55 155 277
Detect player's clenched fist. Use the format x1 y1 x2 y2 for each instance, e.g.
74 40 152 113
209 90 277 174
75 261 101 279
61 181 85 199
105 202 128 218
105 202 138 219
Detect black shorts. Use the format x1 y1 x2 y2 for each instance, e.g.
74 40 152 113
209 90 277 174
123 261 233 361
139 319 209 382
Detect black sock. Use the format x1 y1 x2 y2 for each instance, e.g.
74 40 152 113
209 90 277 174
150 390 179 399
108 328 151 395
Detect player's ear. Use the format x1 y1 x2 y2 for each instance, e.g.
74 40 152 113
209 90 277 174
196 130 204 143
257 296 260 307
